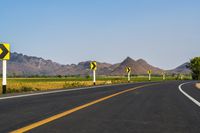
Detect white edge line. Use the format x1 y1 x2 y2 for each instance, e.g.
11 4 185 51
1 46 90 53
0 82 147 100
178 82 200 107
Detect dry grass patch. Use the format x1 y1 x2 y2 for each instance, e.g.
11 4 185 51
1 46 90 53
0 80 107 93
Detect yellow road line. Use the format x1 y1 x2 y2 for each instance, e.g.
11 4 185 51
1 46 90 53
11 83 158 133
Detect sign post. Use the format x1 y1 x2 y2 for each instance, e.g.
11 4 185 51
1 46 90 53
2 60 7 94
93 69 96 85
90 61 97 85
126 67 131 82
0 43 10 94
147 70 152 81
162 72 166 80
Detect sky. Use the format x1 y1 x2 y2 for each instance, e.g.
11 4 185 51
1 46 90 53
0 0 200 69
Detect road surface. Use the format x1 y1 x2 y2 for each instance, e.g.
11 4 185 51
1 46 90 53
0 81 199 133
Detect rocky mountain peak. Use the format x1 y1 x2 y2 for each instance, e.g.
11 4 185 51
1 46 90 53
0 52 190 76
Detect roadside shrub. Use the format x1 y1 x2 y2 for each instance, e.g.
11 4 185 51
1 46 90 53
7 88 21 93
63 82 85 88
188 57 200 80
21 86 34 92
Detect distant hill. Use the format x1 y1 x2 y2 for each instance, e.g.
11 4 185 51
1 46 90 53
168 63 191 74
110 57 163 75
0 52 191 76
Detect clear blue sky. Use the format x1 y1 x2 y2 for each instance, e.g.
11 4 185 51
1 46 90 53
1 0 200 69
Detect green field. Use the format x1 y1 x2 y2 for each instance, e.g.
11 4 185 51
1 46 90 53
0 75 191 94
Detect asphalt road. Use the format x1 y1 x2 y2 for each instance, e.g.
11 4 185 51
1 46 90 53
0 81 200 133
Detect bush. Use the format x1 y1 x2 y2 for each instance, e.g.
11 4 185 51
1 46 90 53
7 88 21 93
21 86 34 92
188 57 200 80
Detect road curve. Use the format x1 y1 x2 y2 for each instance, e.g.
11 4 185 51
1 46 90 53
0 81 199 133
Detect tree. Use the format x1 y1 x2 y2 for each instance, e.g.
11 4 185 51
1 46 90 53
188 57 200 80
85 75 90 79
57 75 62 78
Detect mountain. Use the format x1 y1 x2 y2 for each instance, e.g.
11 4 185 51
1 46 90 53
0 52 190 76
168 63 191 74
3 52 62 76
0 52 114 76
110 57 163 75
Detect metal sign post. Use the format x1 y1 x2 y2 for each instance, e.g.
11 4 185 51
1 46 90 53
128 72 131 82
162 72 166 80
149 73 151 81
2 60 7 94
90 61 97 85
147 70 152 81
0 43 10 94
126 67 131 82
93 69 96 85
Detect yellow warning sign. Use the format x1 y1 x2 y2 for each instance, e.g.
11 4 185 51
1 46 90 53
147 70 152 74
90 61 97 70
0 43 10 60
126 67 131 73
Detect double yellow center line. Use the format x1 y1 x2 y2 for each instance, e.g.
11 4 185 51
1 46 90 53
11 83 158 133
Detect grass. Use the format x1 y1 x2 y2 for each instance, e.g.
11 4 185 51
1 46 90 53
0 75 191 94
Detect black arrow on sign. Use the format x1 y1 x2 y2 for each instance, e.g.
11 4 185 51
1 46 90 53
92 62 96 69
0 45 9 59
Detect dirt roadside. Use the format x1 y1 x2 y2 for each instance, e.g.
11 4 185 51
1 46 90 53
196 83 200 89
